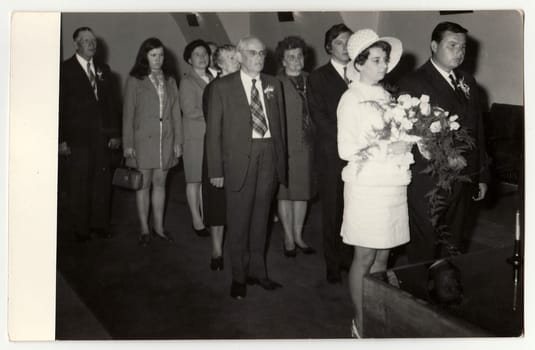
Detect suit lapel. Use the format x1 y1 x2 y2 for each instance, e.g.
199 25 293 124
232 72 252 122
188 68 209 90
141 76 159 97
424 61 468 117
424 62 461 107
326 62 347 88
260 74 275 125
71 55 97 100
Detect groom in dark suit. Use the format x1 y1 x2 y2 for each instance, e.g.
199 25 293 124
398 22 490 263
205 36 287 299
307 23 354 283
59 27 120 241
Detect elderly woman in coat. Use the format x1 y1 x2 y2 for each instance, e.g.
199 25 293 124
123 37 182 246
275 36 316 257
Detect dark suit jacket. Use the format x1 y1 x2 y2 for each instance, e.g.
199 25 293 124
398 60 490 188
59 55 119 148
307 62 348 151
205 71 287 191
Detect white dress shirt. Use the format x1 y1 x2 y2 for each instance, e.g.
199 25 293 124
240 70 272 139
430 58 457 90
76 53 96 78
330 59 348 82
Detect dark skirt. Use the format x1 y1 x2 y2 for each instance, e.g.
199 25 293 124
201 150 226 226
277 144 315 201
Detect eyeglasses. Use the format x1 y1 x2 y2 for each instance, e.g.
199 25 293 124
241 49 267 58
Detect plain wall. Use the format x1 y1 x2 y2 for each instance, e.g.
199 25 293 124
218 12 251 44
378 10 524 107
61 11 524 107
250 12 345 73
61 13 188 97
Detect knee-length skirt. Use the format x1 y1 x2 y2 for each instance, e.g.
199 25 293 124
340 184 410 249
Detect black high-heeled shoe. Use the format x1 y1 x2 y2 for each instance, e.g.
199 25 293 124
192 225 209 237
283 244 297 258
138 233 151 247
151 229 174 243
210 256 224 271
295 243 316 255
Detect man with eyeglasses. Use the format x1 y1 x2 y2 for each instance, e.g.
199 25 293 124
307 23 354 284
205 36 287 299
58 27 121 242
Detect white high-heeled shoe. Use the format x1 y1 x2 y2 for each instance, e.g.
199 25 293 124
351 318 362 338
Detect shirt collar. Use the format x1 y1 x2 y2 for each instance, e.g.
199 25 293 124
240 70 261 85
76 53 93 68
430 58 457 82
330 59 346 72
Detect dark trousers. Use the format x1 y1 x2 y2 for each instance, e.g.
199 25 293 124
225 139 277 283
315 145 353 273
407 180 476 263
60 145 114 237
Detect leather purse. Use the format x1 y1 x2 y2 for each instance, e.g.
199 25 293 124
112 159 143 190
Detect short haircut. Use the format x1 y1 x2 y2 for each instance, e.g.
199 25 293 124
236 36 263 52
275 36 307 65
129 37 172 79
213 44 236 70
72 27 93 41
431 22 468 43
354 40 392 67
324 23 352 55
183 39 211 63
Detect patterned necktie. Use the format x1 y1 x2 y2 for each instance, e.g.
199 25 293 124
87 61 98 99
449 73 465 101
343 66 350 85
250 79 268 136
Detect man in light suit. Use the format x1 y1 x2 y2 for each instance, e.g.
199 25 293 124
205 36 287 299
58 27 121 241
398 22 490 263
307 23 354 283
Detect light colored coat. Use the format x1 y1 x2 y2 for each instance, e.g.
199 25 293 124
179 68 209 141
122 75 182 169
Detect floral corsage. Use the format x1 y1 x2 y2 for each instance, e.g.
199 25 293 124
457 76 470 99
96 68 104 81
263 85 275 99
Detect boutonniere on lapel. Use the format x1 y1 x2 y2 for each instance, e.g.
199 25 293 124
263 85 275 100
457 76 470 99
96 68 104 81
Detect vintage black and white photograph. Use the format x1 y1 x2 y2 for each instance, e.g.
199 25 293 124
4 3 529 345
51 9 525 340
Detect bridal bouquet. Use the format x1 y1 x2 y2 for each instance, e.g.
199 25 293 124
375 94 475 254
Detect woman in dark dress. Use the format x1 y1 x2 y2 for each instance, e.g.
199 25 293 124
275 36 316 257
201 44 240 270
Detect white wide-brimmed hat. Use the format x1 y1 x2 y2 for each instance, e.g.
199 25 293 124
345 29 402 82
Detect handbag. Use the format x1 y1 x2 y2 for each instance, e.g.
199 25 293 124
112 158 143 190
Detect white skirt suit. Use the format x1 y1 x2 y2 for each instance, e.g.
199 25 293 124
337 81 413 249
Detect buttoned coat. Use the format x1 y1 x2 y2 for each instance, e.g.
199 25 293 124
179 68 209 141
279 72 309 154
122 75 182 169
